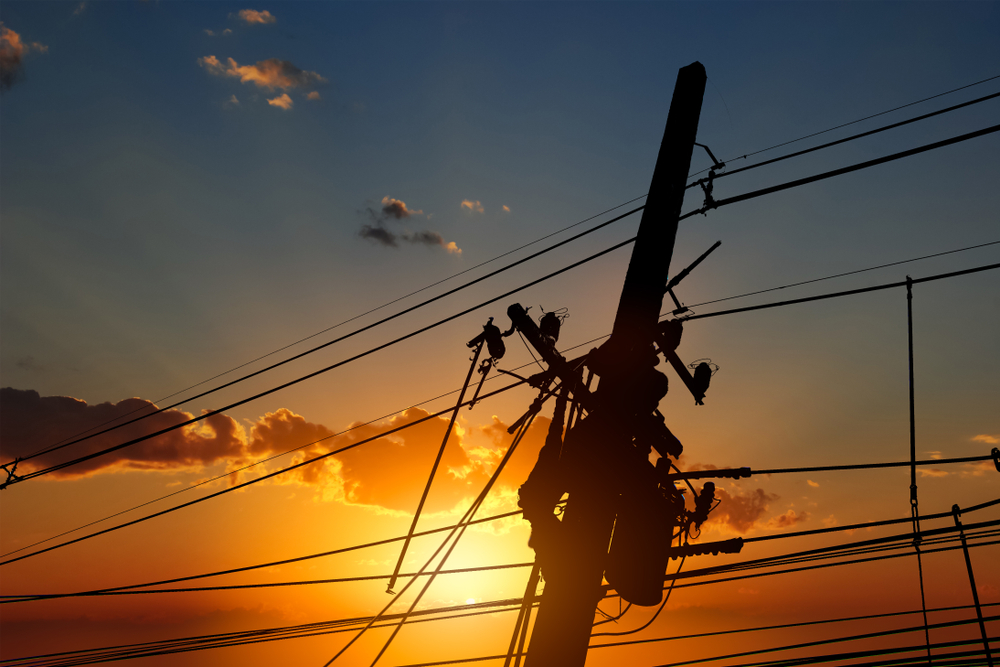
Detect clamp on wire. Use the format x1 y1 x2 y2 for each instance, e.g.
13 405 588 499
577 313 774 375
1 457 23 490
693 142 725 214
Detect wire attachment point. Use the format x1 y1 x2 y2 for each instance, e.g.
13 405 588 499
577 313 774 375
992 447 1000 473
0 458 23 490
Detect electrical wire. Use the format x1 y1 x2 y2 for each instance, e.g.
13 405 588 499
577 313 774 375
0 379 528 567
14 85 1000 467
15 197 651 463
684 262 1000 323
5 256 997 566
688 72 1000 178
701 90 1000 184
591 556 686 638
677 239 1000 313
11 121 998 484
9 601 996 667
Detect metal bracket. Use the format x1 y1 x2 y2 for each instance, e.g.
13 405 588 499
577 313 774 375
0 458 23 490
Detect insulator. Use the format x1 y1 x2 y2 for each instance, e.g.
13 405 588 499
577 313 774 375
692 362 712 405
691 481 716 530
539 311 561 343
481 320 506 361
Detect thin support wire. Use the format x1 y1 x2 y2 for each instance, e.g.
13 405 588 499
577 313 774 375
906 276 932 664
386 340 485 594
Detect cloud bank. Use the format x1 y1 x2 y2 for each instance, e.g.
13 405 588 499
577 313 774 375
358 197 461 254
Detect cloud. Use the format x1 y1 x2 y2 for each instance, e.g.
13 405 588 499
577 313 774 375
0 389 550 519
702 487 778 534
403 230 462 254
972 434 999 445
307 91 320 101
359 224 397 248
0 388 246 478
73 2 86 16
267 93 293 110
461 200 484 214
204 29 216 36
502 205 511 213
236 9 277 25
198 55 326 91
1 24 47 90
918 468 949 478
225 94 240 107
223 28 233 35
357 198 459 253
766 509 810 529
381 196 421 219
806 479 819 488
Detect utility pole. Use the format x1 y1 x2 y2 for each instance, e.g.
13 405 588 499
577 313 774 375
520 62 707 667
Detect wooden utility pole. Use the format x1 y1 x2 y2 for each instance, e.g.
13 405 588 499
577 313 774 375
522 62 707 667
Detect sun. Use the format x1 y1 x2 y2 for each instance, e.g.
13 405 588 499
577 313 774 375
465 597 476 605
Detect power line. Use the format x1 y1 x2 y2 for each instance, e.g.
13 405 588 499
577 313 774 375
5 260 996 566
18 73 999 464
689 72 1000 177
8 234 994 559
14 204 647 466
706 123 1000 210
685 262 1000 322
7 499 994 607
678 239 1000 313
10 120 997 483
701 90 1000 184
0 379 528 567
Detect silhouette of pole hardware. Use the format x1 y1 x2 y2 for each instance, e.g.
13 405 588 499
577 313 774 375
489 62 743 667
0 457 23 490
665 240 722 315
951 504 995 667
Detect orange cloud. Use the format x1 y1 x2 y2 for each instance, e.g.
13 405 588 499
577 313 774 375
307 91 320 100
198 55 326 91
236 9 276 25
276 409 548 514
766 509 810 529
0 388 246 478
381 196 422 219
918 468 949 478
705 487 778 534
972 434 999 444
806 479 819 488
502 205 511 213
0 389 545 517
1 23 47 90
267 93 293 110
461 199 485 214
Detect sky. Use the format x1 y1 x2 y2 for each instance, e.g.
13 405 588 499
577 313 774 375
1 1 998 666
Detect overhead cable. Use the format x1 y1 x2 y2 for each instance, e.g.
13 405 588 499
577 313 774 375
10 120 997 483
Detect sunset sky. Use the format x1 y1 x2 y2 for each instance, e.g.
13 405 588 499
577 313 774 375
1 2 998 666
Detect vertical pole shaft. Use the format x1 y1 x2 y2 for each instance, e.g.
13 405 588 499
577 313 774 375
523 62 707 667
952 505 995 667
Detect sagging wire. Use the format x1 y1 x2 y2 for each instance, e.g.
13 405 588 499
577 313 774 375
591 556 687 638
